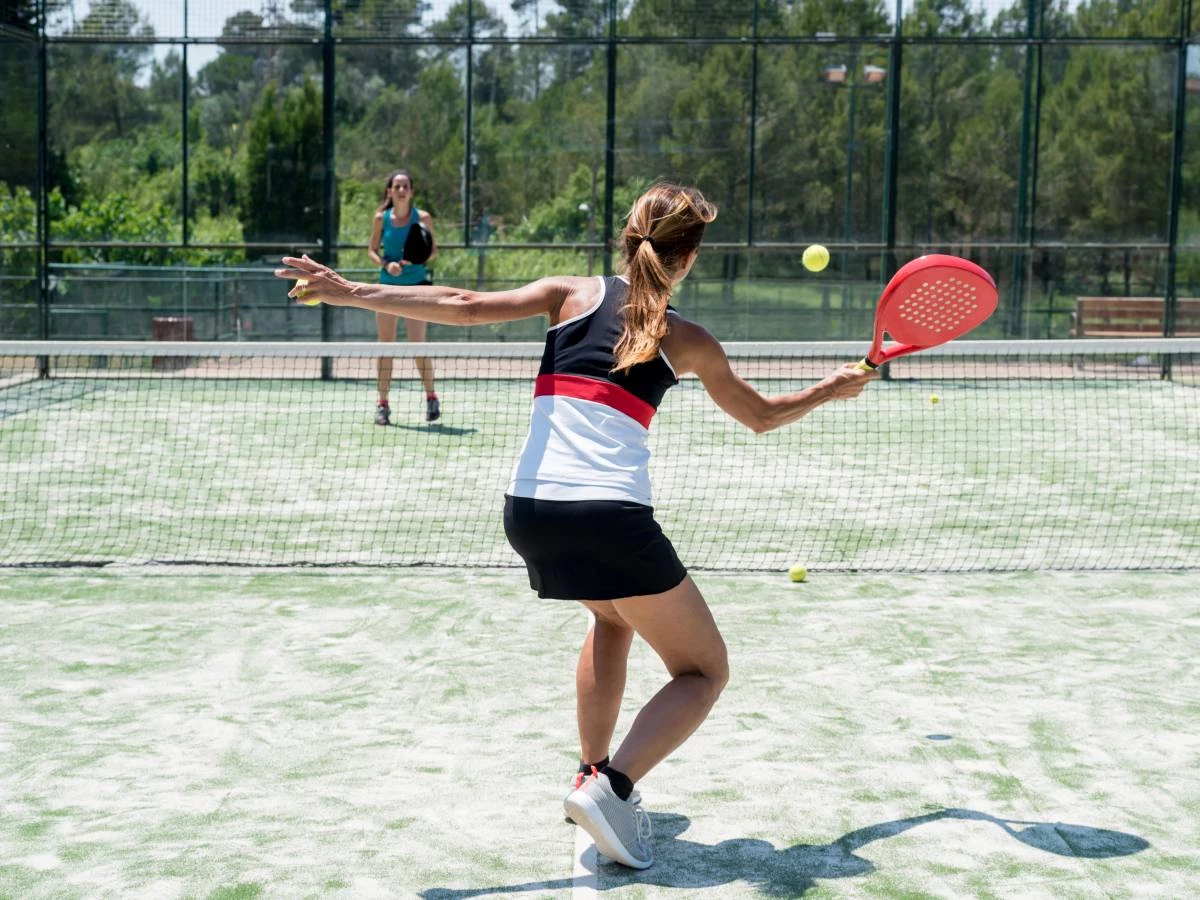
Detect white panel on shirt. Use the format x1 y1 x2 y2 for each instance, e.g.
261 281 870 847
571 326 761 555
507 395 653 505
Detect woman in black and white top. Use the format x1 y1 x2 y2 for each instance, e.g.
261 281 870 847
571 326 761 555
276 182 875 870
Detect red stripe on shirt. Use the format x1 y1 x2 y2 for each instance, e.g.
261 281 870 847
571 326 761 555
533 374 656 429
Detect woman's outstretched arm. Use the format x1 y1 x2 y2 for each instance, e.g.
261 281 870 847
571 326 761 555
663 317 876 434
275 254 581 326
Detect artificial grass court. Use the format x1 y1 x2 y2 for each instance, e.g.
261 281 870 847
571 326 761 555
1 570 1195 899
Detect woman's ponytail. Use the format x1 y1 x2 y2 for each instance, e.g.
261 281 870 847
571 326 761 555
612 183 717 373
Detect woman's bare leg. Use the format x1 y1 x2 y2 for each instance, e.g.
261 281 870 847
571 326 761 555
574 608 635 766
582 575 729 784
403 317 436 396
376 311 399 403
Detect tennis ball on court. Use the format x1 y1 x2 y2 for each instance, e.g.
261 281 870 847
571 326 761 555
788 564 808 583
296 279 320 306
930 394 940 405
802 244 830 273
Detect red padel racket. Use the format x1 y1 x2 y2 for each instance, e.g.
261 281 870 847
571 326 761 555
857 254 998 370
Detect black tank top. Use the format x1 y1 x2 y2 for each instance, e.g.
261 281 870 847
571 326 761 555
537 276 678 410
506 276 679 505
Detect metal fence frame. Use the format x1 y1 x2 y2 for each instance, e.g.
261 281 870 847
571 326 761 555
2 0 1198 341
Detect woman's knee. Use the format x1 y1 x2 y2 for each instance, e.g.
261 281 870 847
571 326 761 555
675 647 729 705
405 318 427 341
376 312 398 340
704 646 730 699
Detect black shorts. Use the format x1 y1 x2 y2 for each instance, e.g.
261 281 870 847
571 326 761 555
503 495 688 601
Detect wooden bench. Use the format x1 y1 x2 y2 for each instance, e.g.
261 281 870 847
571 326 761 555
1073 297 1200 337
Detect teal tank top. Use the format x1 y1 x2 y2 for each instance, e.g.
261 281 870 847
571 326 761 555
380 206 428 285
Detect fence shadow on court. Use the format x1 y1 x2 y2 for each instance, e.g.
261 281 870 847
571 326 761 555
419 807 1148 898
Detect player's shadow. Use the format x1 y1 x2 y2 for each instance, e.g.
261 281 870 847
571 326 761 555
389 422 477 436
418 807 1148 899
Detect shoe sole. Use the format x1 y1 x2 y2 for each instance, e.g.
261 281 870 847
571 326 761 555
563 792 652 869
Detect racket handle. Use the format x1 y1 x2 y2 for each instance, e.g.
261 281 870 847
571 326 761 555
855 358 879 371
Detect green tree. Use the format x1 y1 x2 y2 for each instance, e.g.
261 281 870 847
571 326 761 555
0 35 39 196
337 47 465 245
241 79 326 247
0 185 39 338
896 0 1005 244
1037 43 1172 244
517 0 608 84
1 0 37 29
50 0 154 149
50 189 175 264
324 0 423 35
666 45 754 243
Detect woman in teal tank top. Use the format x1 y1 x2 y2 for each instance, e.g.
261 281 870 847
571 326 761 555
367 169 440 423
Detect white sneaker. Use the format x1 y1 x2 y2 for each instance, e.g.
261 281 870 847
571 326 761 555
564 767 640 823
563 771 653 869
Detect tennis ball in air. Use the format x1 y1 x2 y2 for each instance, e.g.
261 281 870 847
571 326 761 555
930 394 940 405
802 244 830 273
296 279 320 307
788 564 808 583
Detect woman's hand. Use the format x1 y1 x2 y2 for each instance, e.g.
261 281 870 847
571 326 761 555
386 260 404 277
275 255 361 307
820 363 878 400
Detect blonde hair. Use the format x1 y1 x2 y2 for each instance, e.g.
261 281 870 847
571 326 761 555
614 182 717 373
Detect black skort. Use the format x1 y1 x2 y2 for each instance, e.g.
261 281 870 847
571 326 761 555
503 495 688 601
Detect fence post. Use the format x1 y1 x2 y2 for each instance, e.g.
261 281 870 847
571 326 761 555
320 0 336 380
36 0 50 374
1160 0 1189 381
602 0 617 278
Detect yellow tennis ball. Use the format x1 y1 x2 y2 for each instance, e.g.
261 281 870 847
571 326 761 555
930 394 940 405
802 244 829 273
788 564 808 583
295 279 320 306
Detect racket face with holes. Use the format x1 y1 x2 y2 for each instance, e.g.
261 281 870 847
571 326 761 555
864 255 998 367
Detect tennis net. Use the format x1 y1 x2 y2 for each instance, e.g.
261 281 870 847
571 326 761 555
2 339 1197 571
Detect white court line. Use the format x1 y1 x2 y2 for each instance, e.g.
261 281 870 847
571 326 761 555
571 610 600 899
572 824 599 899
